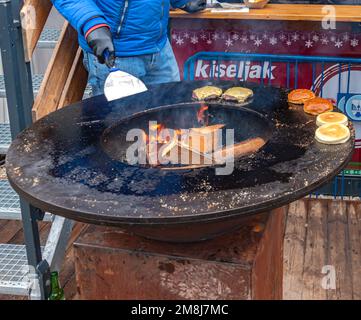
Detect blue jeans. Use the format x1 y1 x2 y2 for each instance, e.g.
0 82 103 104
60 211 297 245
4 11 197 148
83 39 180 96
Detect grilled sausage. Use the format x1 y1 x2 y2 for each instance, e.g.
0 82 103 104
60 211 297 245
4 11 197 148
213 137 266 163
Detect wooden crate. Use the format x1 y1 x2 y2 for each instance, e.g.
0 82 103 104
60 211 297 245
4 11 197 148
74 207 286 300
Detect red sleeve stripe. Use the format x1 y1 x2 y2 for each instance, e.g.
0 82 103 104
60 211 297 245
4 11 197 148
85 24 110 39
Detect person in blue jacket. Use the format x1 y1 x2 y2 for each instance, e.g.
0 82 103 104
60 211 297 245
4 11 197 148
52 0 206 96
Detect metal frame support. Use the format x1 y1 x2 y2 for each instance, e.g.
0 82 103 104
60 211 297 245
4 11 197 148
0 0 49 300
42 216 74 273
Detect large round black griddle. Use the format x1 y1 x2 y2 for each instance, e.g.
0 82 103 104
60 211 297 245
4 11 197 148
6 81 355 242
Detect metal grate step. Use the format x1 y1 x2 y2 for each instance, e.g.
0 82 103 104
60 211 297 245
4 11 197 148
0 179 52 221
0 74 92 99
0 124 11 154
37 29 60 48
0 74 44 98
0 244 44 296
0 179 21 220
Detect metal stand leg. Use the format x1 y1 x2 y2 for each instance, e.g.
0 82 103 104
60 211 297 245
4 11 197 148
43 216 74 272
0 0 33 132
0 0 50 300
19 201 42 265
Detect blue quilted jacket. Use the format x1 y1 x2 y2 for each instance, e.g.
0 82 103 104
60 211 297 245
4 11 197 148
52 0 188 56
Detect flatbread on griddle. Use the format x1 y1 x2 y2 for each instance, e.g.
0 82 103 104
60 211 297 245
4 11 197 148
316 112 348 127
192 86 223 101
315 123 350 145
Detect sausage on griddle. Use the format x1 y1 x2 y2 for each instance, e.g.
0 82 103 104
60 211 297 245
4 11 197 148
213 137 266 163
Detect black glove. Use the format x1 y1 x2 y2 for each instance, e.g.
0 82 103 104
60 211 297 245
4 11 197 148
181 0 207 13
86 26 115 68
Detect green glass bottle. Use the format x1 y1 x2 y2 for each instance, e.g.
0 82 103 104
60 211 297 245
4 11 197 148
49 271 65 300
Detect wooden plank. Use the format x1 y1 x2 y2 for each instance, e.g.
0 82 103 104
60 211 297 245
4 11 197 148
252 206 286 300
283 200 308 300
301 200 327 300
21 0 53 62
58 48 88 109
327 200 353 300
0 221 23 243
7 221 50 245
63 273 78 300
59 223 86 283
170 4 361 22
61 230 85 301
32 22 79 121
347 202 361 300
0 219 9 230
0 294 26 301
75 243 252 300
59 223 87 300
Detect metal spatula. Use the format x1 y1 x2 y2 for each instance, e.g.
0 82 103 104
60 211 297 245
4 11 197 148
102 50 148 102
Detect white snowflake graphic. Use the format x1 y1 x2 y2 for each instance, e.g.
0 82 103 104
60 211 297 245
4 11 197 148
225 38 234 47
262 32 268 39
343 33 350 42
184 32 190 39
286 40 292 46
171 33 177 40
200 33 207 40
212 33 220 41
250 34 256 41
254 37 262 47
321 37 329 45
305 40 313 48
312 34 320 42
351 38 359 47
232 33 240 41
334 40 343 48
291 33 299 42
175 37 184 46
269 36 278 46
190 36 199 44
241 35 248 43
279 33 286 41
207 39 212 45
330 35 336 42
